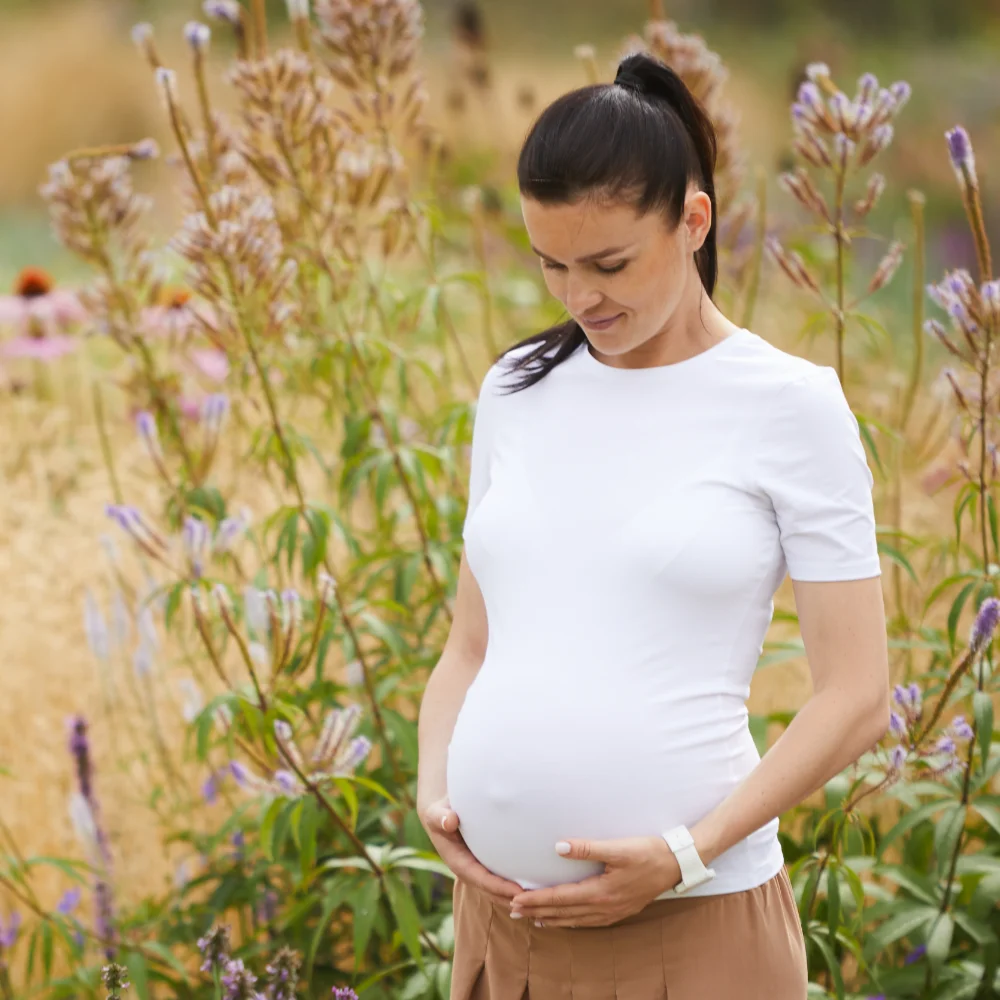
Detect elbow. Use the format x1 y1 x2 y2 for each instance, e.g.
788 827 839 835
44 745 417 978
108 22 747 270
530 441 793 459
865 690 892 746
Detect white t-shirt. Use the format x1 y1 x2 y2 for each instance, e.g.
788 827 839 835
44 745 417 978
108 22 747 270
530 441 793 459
446 327 881 899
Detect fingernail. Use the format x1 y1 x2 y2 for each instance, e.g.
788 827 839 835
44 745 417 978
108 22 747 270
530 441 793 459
509 911 522 920
440 816 448 831
534 921 544 928
555 841 571 855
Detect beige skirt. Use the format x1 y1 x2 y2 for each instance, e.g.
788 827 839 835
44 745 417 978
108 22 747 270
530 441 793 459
449 865 808 1000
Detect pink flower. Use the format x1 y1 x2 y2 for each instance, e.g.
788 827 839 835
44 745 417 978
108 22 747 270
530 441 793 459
0 268 86 335
1 333 77 361
189 348 229 382
140 288 214 341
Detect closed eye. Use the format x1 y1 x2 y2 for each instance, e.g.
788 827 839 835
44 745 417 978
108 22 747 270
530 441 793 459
541 260 629 275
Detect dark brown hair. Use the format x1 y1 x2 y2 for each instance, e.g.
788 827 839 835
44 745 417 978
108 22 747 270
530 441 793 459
494 51 719 394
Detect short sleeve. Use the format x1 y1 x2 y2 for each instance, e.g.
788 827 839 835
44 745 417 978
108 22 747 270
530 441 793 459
462 363 500 540
756 366 881 582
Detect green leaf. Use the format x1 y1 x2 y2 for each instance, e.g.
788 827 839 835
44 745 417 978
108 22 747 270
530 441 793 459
827 866 841 937
863 906 938 959
353 878 383 968
987 494 999 559
952 910 997 948
259 796 285 861
948 581 977 655
385 872 426 971
926 913 955 975
141 941 190 983
435 959 452 1000
125 951 149 1000
41 921 53 980
306 884 349 982
876 542 918 583
973 691 994 773
934 805 967 878
807 930 845 1000
331 778 359 830
879 800 945 855
391 857 455 878
972 801 1000 838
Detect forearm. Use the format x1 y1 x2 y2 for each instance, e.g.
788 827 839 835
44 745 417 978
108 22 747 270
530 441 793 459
691 687 890 866
416 651 480 811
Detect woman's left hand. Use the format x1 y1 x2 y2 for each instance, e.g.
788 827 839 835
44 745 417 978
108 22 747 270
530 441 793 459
508 836 682 928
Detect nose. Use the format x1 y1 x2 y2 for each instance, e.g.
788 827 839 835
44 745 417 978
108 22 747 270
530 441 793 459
564 272 603 316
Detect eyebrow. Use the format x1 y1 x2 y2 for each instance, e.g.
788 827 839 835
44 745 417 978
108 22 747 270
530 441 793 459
529 243 631 263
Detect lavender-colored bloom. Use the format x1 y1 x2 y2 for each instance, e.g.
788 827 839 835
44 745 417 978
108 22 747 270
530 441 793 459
256 889 279 927
904 943 927 965
857 72 878 103
183 516 211 578
231 830 246 861
935 735 957 756
0 913 21 949
332 988 360 1000
135 410 162 461
828 91 852 129
890 744 907 770
229 761 250 787
214 513 249 554
131 22 153 47
796 82 824 117
203 0 242 25
951 715 975 741
273 770 301 797
889 711 907 737
892 684 911 710
982 280 1000 324
265 945 302 1000
129 138 160 161
56 887 82 915
970 597 1000 654
889 81 911 108
202 393 230 435
946 126 977 186
906 682 922 713
197 923 232 974
105 503 142 536
280 589 301 633
334 736 372 775
221 958 260 1000
184 20 211 52
202 771 220 804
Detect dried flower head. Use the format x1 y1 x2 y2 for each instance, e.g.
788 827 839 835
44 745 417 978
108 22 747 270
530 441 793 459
196 923 232 973
101 963 130 998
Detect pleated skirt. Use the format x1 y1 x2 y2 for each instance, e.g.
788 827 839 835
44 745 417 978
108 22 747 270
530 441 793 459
449 865 808 1000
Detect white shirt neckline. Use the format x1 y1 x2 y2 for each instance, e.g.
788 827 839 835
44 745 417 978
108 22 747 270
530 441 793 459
577 326 753 378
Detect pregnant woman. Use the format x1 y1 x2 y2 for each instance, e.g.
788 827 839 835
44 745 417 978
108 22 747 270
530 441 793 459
417 51 890 999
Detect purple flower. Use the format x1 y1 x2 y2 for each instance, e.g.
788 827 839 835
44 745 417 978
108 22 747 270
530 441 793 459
202 771 220 804
231 830 246 861
184 20 211 53
0 912 21 949
1 333 77 361
970 597 1000 654
946 126 977 186
951 715 975 741
135 411 162 462
907 682 922 712
197 923 231 974
889 81 911 108
264 946 302 1000
935 735 957 756
56 887 82 915
889 711 907 737
890 745 907 770
273 770 301 797
203 0 242 26
221 958 260 1000
904 943 927 965
256 889 278 927
229 761 250 787
332 988 360 1000
202 393 230 435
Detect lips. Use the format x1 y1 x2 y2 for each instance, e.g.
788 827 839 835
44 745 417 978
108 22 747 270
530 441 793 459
580 312 624 330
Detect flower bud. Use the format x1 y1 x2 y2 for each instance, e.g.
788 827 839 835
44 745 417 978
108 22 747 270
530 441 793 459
136 410 162 462
154 67 179 115
945 126 977 188
857 124 892 167
184 21 211 54
867 241 905 296
853 173 885 218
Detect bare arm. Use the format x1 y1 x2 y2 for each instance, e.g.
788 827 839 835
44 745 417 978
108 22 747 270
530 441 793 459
417 549 489 811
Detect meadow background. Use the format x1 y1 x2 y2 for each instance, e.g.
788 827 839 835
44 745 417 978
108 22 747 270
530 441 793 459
0 0 999 998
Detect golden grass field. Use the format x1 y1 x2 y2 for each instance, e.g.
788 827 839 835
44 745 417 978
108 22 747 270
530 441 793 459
0 0 992 920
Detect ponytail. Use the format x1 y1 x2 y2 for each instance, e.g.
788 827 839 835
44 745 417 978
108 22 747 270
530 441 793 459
613 53 719 297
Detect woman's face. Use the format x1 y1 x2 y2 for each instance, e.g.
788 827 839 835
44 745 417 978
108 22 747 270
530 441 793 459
519 191 711 357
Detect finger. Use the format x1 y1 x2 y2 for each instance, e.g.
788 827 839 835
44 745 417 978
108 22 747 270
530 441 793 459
511 881 604 910
515 904 607 920
534 914 616 929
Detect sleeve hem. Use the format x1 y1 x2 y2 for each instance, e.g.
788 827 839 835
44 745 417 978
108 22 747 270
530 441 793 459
787 558 882 582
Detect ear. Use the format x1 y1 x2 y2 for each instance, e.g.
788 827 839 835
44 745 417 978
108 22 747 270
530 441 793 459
683 189 713 254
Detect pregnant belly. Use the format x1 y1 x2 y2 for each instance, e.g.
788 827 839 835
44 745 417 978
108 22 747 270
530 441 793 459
445 676 743 891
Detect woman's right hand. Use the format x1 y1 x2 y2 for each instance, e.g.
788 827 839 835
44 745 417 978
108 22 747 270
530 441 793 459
420 796 524 907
